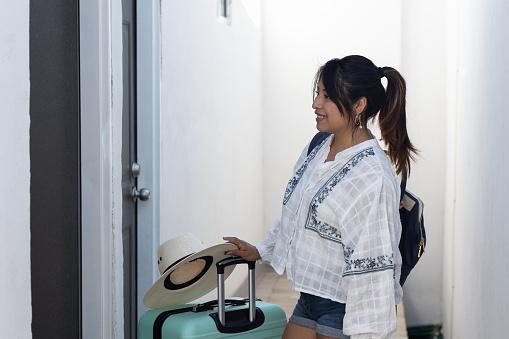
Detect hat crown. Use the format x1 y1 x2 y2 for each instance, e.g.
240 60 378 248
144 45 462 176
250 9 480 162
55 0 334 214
157 233 206 276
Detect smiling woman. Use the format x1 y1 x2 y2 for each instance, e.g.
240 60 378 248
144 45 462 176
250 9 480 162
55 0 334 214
225 55 418 339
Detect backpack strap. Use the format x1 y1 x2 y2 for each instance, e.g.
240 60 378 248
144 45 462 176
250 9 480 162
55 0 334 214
307 132 332 156
400 168 407 203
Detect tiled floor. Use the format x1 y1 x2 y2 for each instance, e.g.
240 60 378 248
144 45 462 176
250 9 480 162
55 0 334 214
247 264 408 338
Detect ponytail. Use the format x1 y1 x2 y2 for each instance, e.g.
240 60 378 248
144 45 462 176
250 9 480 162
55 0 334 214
378 67 419 176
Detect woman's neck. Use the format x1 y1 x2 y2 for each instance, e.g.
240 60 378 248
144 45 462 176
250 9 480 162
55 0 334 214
327 128 372 161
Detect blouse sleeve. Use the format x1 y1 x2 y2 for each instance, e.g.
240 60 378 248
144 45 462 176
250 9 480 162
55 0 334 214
255 217 281 264
340 177 400 339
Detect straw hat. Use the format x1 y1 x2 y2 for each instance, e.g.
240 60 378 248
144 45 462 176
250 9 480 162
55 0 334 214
143 233 237 308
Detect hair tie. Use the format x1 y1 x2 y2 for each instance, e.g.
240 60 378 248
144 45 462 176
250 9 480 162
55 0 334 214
378 67 385 78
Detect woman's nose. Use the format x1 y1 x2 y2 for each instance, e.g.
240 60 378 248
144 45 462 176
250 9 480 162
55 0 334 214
312 96 321 109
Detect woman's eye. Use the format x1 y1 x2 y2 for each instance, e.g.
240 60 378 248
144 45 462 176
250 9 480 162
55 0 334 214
315 90 329 99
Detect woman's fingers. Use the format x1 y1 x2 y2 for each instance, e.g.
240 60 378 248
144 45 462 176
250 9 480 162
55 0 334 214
222 237 261 261
223 236 244 249
223 237 241 255
224 248 241 257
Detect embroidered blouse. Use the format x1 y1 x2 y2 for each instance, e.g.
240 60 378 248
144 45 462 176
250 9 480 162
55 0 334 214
255 134 403 339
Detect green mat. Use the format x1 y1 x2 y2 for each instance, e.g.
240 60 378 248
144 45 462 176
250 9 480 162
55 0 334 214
407 324 443 339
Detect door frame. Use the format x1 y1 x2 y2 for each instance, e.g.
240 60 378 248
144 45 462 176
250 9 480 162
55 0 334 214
136 0 161 320
80 0 160 336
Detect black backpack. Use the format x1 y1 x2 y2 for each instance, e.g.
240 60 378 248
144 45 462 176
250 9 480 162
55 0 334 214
306 132 426 286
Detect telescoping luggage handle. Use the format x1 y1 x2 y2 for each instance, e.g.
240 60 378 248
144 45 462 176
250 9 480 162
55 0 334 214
216 256 256 326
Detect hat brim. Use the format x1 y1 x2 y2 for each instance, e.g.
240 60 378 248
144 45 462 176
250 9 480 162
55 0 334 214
143 243 238 308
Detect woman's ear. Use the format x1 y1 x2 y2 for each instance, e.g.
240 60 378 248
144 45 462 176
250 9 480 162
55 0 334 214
354 97 367 114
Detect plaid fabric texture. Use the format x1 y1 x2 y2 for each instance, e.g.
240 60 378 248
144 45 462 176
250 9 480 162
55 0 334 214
256 135 402 339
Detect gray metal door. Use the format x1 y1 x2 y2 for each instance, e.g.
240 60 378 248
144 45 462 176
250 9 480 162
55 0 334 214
30 0 81 336
122 0 138 336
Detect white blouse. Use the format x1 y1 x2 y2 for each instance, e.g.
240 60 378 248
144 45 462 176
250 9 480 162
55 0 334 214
255 134 403 339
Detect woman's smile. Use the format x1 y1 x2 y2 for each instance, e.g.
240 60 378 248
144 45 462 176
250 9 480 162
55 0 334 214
315 113 326 122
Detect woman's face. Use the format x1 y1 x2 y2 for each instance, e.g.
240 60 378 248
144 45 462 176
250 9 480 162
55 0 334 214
312 79 352 135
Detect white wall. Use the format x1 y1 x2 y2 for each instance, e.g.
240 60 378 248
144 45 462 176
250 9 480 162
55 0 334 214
159 0 264 299
0 1 32 338
400 0 447 327
442 0 509 337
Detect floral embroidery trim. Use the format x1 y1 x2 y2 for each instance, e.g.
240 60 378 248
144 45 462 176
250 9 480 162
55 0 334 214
304 148 375 242
306 217 341 242
282 136 330 205
343 249 394 277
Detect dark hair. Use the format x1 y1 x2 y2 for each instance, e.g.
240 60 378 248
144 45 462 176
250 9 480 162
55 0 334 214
313 55 418 176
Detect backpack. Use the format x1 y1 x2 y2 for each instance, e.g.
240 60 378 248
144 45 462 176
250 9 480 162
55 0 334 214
306 132 426 286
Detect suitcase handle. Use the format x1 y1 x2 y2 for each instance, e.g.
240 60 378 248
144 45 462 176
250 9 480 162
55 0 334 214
216 256 256 273
216 257 257 326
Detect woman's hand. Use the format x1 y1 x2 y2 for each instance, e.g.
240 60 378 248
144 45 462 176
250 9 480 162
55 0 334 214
223 237 261 261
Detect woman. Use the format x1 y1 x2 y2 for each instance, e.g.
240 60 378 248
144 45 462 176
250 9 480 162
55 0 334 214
224 55 418 339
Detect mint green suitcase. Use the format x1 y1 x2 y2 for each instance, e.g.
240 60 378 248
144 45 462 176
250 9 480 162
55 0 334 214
139 257 287 338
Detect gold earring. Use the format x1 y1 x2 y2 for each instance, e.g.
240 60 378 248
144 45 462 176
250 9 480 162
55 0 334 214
355 114 362 129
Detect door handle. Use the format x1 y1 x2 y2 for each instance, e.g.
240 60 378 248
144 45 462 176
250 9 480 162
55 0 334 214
132 187 150 202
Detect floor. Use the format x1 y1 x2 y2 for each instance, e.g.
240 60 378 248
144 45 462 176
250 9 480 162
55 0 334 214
245 264 408 338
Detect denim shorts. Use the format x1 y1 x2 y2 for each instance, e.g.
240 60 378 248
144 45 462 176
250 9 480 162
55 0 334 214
289 292 350 339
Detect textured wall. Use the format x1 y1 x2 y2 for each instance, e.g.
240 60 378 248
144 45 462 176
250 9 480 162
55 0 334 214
0 1 31 338
400 0 447 327
159 0 264 298
442 0 509 337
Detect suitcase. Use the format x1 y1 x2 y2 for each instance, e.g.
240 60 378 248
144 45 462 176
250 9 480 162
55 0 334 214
139 257 288 338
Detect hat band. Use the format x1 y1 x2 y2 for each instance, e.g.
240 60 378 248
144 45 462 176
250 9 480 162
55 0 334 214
162 253 195 274
164 255 213 291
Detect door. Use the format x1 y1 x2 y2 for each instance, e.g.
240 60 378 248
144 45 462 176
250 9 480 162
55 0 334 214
122 0 138 336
